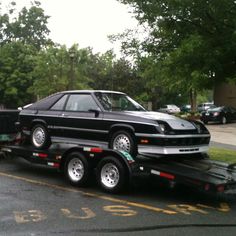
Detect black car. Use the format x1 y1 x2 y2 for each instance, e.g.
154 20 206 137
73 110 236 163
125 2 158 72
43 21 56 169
19 90 210 157
180 104 191 113
200 106 236 124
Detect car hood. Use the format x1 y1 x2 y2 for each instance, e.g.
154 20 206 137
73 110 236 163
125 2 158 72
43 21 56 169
125 111 196 130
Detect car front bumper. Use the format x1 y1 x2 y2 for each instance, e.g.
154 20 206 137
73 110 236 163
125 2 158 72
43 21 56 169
138 144 209 155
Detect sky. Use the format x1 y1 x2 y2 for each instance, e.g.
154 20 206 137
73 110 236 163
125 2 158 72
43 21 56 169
1 0 138 55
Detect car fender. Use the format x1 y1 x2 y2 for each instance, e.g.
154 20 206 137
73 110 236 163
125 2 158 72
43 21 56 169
109 124 135 137
30 119 48 129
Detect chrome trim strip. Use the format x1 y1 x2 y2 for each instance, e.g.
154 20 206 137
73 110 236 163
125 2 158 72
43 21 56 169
135 133 210 138
51 136 209 155
48 125 108 134
20 113 159 127
138 144 209 155
51 137 108 148
49 125 209 138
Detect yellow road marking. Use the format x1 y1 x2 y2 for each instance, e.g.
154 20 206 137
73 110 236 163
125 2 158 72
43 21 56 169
197 203 231 212
61 208 96 219
14 210 47 223
168 204 208 215
103 205 137 216
0 171 176 215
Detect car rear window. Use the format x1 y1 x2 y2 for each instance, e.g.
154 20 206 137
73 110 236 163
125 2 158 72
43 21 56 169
27 93 64 110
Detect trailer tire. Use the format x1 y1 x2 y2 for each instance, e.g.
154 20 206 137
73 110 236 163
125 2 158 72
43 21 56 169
31 124 50 149
97 156 127 193
64 152 91 187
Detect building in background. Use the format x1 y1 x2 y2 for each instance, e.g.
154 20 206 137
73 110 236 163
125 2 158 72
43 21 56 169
214 83 236 108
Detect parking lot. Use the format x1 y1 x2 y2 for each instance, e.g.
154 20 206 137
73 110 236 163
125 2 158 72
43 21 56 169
0 153 236 236
0 122 235 236
207 123 236 149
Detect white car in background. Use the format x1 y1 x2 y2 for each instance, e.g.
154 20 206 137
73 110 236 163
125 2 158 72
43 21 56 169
197 103 215 112
158 104 181 114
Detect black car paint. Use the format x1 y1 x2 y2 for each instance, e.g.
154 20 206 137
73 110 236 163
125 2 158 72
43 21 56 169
19 90 210 155
201 106 236 124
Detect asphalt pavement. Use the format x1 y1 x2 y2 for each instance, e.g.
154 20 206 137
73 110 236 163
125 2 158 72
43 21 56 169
206 123 236 150
0 123 235 235
0 157 235 236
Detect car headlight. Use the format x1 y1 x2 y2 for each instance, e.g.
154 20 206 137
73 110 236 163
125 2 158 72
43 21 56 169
213 112 219 116
159 123 165 132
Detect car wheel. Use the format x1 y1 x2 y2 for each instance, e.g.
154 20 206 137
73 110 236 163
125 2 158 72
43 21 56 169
96 156 127 193
109 130 137 157
64 152 91 187
203 120 208 125
31 124 50 149
221 116 227 124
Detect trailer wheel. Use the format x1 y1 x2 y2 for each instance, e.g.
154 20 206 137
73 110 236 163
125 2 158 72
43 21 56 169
64 152 91 187
31 124 50 149
97 156 127 193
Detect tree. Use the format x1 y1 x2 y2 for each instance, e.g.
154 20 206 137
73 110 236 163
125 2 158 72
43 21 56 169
0 41 36 108
0 1 52 107
117 0 236 110
0 1 51 49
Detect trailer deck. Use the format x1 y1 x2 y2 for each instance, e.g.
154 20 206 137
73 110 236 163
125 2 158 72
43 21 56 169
1 142 236 194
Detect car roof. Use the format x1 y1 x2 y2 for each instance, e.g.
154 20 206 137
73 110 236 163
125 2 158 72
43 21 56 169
26 90 127 111
60 90 126 95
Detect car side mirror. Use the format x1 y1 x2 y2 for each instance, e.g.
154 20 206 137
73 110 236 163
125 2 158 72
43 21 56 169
89 109 100 117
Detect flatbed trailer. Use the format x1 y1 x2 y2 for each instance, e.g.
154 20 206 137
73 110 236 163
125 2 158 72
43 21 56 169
1 142 236 194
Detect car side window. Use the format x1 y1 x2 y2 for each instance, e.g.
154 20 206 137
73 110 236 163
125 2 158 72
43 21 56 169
50 95 68 110
65 94 99 112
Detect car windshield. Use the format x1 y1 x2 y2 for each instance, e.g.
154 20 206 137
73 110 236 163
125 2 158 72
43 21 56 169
94 92 145 111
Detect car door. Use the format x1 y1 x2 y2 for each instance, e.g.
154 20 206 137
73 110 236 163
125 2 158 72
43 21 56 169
61 93 106 143
48 94 69 137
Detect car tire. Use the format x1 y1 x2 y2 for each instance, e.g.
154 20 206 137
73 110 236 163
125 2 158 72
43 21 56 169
31 124 51 149
221 116 227 124
203 120 208 125
96 156 127 193
109 130 137 157
64 152 91 187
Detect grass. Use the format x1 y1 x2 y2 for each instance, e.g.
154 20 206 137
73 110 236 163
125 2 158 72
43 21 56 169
208 147 236 164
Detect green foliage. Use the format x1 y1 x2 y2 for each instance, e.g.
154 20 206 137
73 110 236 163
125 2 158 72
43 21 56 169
23 43 140 104
0 1 51 49
29 45 69 98
209 148 236 164
117 0 236 107
0 42 36 107
0 1 52 107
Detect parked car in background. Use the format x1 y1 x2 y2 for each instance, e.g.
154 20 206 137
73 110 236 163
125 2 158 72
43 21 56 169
180 104 191 113
197 102 215 112
158 104 181 114
200 106 236 124
18 90 210 158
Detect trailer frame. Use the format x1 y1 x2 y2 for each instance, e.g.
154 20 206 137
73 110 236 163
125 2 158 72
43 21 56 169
1 141 236 194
